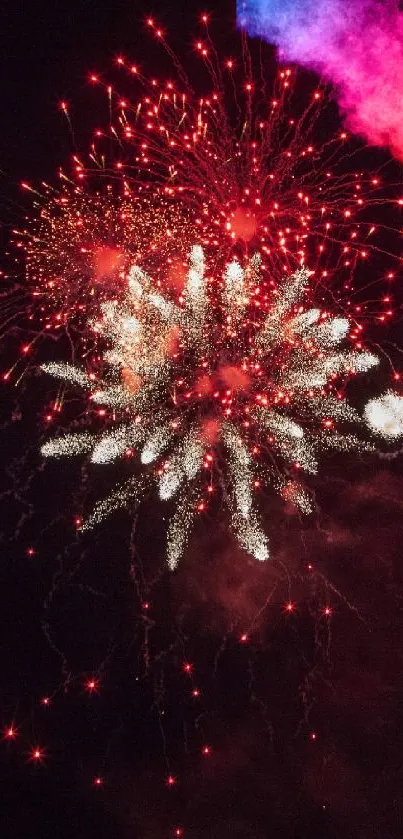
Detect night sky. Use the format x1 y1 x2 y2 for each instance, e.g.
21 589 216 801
1 2 403 838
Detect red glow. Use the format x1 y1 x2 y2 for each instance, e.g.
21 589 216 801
200 418 221 446
166 258 187 293
196 374 213 396
121 368 142 394
219 365 250 392
4 726 17 740
163 324 181 358
93 246 124 280
30 747 45 763
229 206 258 242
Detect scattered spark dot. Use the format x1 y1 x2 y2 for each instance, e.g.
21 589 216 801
4 726 17 740
30 747 45 763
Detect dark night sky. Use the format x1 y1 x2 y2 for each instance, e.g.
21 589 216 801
1 1 197 182
1 2 403 838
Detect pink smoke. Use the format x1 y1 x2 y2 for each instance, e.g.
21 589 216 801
238 0 403 159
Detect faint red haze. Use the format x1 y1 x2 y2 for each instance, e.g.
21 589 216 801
121 368 142 394
93 246 125 281
229 206 258 242
219 365 251 392
166 258 188 295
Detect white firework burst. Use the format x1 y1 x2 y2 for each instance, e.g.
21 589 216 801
364 391 403 439
41 246 393 569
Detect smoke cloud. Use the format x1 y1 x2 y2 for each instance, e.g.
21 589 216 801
237 0 403 159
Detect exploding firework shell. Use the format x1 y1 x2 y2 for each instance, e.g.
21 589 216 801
11 16 402 567
41 249 387 568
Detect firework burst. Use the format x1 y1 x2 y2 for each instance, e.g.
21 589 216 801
41 244 384 568
11 14 401 346
7 15 402 566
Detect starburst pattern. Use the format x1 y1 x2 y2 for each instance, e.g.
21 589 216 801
40 244 387 567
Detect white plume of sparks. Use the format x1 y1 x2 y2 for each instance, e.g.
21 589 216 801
223 259 245 320
281 480 313 515
166 485 199 571
141 421 174 465
256 407 318 473
364 391 403 439
223 422 254 517
232 509 270 562
40 247 390 568
159 428 205 500
289 308 321 335
184 245 208 349
312 317 350 348
282 350 378 390
81 476 149 532
185 245 205 312
296 394 360 423
41 362 91 389
41 432 93 458
223 422 269 561
91 423 145 464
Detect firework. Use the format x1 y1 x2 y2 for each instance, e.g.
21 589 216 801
14 14 401 344
12 16 401 566
41 246 389 568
